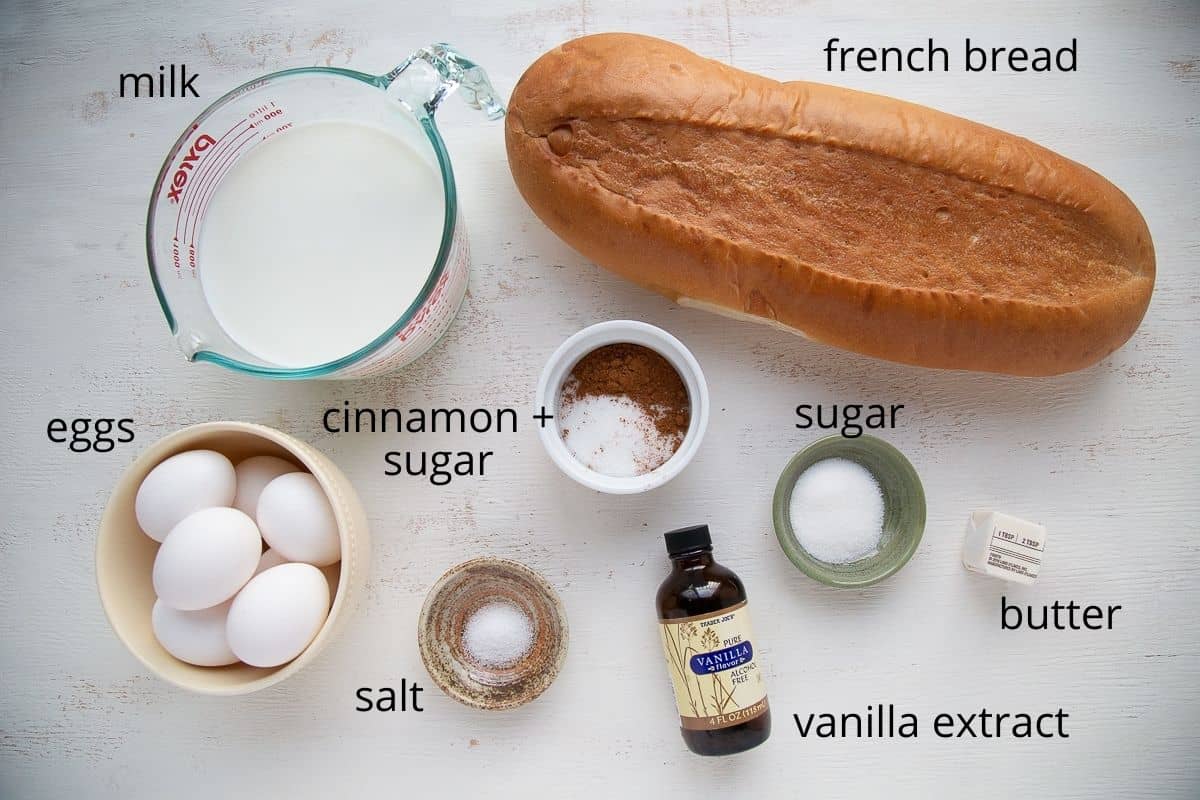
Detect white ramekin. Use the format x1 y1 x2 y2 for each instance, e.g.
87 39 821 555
535 320 709 494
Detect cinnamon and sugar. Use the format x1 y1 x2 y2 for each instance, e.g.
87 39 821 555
558 343 691 476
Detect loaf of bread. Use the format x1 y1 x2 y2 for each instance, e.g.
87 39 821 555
505 34 1154 376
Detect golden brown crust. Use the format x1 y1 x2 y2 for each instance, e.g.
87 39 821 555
505 33 1155 376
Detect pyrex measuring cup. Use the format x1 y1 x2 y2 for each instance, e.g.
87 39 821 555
146 44 504 379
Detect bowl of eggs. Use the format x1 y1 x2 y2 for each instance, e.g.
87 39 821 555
96 421 369 694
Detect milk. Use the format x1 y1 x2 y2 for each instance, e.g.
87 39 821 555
199 121 445 367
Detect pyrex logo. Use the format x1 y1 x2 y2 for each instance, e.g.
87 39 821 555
166 132 216 203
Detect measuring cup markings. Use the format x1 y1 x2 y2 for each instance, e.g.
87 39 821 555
167 132 217 243
170 121 234 240
171 117 252 241
169 237 186 279
182 101 297 247
179 122 259 248
175 130 253 278
167 115 248 218
259 121 294 142
333 220 471 380
247 101 282 121
175 107 272 219
162 125 212 206
246 100 295 143
229 78 269 100
183 117 251 206
398 268 449 341
184 126 259 249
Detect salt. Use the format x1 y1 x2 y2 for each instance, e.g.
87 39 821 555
558 393 680 477
462 601 534 668
788 458 885 564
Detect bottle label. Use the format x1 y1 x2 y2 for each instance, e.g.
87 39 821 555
658 601 769 731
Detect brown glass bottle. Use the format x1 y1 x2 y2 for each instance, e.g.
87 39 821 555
656 524 771 756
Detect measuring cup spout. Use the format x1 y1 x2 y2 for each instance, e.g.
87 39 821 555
175 327 204 361
382 44 505 121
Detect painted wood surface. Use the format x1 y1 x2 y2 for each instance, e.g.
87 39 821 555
1 1 1197 797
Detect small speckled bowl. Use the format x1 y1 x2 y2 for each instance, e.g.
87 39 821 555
418 558 568 710
773 434 926 588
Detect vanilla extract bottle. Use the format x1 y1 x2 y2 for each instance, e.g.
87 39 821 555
656 524 771 756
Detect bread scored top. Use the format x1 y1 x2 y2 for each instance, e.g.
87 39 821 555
504 33 1155 376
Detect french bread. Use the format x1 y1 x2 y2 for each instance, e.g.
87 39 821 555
504 33 1155 376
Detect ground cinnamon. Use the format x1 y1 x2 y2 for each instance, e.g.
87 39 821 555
562 343 690 439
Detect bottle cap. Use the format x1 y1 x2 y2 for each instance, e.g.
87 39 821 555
664 524 712 556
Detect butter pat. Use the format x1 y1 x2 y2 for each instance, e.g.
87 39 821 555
962 511 1046 584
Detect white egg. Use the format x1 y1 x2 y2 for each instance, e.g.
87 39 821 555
135 450 236 542
256 472 341 566
226 563 330 668
232 455 300 518
258 545 339 597
151 598 238 667
253 547 289 577
153 507 262 611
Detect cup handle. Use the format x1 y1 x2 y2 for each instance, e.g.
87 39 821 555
382 43 505 121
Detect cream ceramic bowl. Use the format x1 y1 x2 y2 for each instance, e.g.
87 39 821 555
96 421 369 695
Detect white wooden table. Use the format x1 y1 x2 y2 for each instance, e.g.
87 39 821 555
3 1 1198 797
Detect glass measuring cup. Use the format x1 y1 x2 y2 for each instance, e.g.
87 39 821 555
146 44 504 379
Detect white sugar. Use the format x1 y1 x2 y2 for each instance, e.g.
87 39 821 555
462 601 534 668
789 457 884 564
557 394 679 477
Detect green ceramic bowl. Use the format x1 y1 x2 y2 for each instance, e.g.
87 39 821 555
773 434 926 588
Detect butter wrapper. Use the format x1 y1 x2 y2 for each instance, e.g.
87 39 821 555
962 511 1046 584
